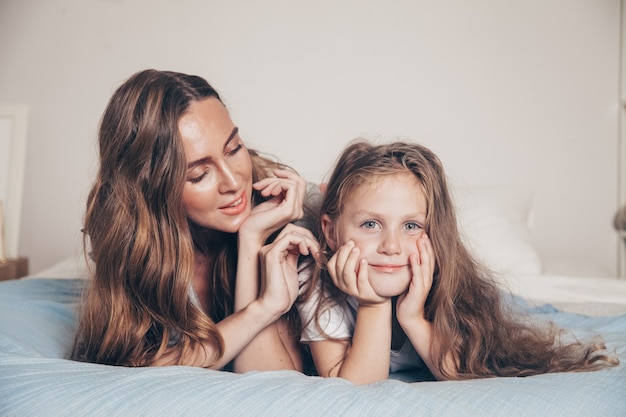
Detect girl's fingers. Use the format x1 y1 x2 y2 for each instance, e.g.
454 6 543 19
408 253 422 283
419 234 435 283
328 244 350 288
341 244 361 293
328 242 358 294
355 258 369 294
410 235 434 290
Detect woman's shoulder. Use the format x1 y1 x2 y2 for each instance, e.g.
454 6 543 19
294 182 323 233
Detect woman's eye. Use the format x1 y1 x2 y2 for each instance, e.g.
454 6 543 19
226 143 243 156
188 170 208 184
361 220 380 229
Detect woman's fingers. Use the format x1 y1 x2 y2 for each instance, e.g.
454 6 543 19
253 170 306 217
259 230 320 313
242 171 308 243
262 228 319 264
254 169 306 192
273 223 317 244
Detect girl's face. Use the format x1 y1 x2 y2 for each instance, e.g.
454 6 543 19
180 97 253 234
323 173 428 297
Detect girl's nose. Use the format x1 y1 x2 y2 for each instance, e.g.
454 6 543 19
378 230 402 255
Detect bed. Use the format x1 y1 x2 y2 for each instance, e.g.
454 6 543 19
1 185 626 417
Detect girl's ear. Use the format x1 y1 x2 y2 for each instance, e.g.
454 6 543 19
321 214 338 251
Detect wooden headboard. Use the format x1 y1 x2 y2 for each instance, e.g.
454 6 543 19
0 105 28 259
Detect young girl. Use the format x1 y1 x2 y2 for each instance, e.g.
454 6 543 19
297 140 619 384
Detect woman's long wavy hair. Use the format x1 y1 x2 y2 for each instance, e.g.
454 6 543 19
70 69 288 367
305 139 618 379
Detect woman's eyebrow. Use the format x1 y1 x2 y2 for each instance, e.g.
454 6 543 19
186 126 239 169
224 126 239 146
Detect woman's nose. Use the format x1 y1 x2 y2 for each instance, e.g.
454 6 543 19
217 160 240 193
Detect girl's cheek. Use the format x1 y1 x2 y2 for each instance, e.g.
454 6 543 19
406 238 421 255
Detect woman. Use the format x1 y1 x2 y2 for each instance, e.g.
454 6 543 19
70 69 319 372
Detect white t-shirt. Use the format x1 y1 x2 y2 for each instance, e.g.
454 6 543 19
297 265 425 373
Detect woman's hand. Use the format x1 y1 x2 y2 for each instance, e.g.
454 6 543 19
239 169 307 247
396 234 435 326
257 224 319 316
327 240 387 306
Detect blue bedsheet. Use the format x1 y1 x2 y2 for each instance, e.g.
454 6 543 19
1 278 625 417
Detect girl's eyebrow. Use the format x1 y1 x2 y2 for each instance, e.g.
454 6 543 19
353 209 426 217
186 126 239 169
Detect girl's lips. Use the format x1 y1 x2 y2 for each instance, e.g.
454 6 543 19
219 192 247 215
369 264 409 273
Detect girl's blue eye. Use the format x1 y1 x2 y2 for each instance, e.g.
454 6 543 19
361 221 379 229
404 222 421 231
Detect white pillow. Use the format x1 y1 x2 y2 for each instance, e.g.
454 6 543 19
452 185 542 276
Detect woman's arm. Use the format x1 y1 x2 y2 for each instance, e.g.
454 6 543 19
154 296 294 369
158 228 317 370
235 169 307 311
233 225 318 372
232 170 308 372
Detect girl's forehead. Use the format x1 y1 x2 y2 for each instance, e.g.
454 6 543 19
340 172 428 211
351 172 420 193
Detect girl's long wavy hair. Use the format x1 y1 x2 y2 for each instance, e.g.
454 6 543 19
70 69 287 367
305 139 618 379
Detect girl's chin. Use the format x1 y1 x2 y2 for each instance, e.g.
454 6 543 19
368 275 411 298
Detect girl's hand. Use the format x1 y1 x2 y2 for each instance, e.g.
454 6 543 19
396 234 435 326
258 225 319 317
240 169 307 246
327 241 387 306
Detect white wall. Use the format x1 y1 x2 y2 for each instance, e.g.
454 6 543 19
0 0 621 275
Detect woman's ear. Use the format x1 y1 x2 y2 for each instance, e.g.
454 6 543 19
321 214 338 251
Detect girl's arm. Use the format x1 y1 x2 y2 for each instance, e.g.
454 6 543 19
396 234 455 380
398 314 450 380
309 301 392 384
309 242 392 384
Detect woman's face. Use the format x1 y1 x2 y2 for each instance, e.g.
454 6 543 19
180 97 253 234
324 173 427 297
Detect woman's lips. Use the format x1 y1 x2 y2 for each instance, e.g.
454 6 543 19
219 192 247 215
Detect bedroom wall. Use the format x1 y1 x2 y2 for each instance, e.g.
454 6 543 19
0 0 621 276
